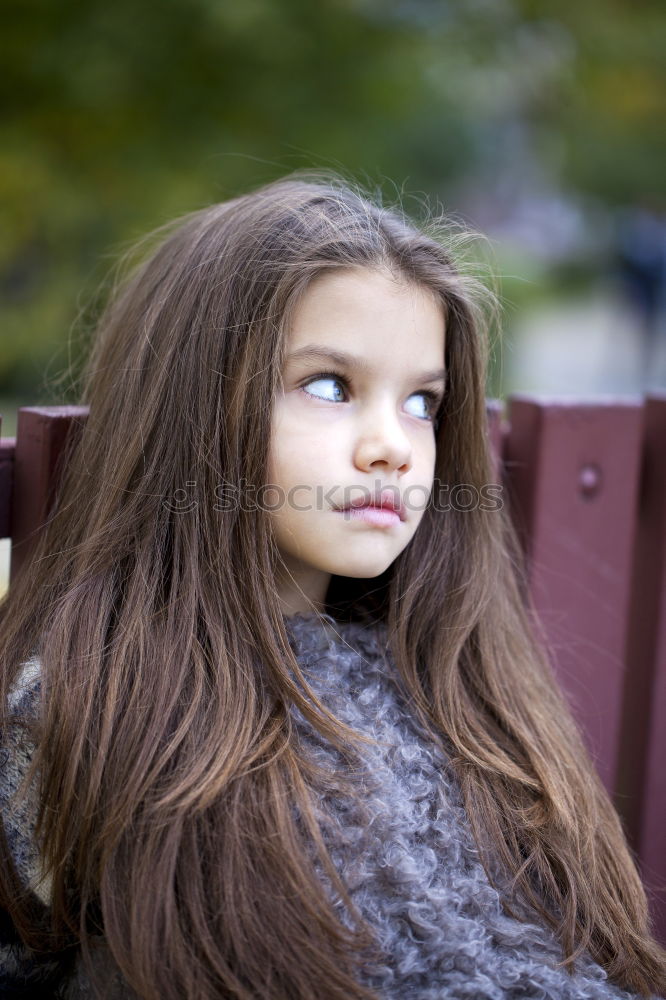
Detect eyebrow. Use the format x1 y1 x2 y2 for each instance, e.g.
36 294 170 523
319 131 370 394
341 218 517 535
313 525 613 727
286 346 447 387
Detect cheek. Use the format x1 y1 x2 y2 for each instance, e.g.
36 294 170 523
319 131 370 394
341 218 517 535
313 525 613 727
268 441 310 500
417 434 438 483
270 404 301 458
411 440 438 516
267 408 293 487
272 423 327 488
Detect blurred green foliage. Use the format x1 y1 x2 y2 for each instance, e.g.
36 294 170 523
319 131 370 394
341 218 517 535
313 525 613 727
1 0 664 400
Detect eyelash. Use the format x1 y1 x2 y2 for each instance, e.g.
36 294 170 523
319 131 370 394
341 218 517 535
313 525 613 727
299 370 442 423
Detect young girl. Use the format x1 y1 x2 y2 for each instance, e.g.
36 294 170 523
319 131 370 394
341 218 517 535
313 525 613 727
0 173 664 999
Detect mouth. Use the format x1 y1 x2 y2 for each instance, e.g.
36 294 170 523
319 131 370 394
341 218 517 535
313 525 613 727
335 489 406 523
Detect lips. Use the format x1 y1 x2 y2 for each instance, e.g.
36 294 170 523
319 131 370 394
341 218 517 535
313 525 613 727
338 488 406 522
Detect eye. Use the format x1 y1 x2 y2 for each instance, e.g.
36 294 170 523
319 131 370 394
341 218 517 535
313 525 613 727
300 372 348 403
404 390 441 422
299 372 442 423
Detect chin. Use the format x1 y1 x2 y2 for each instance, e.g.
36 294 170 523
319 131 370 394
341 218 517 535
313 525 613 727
326 555 398 579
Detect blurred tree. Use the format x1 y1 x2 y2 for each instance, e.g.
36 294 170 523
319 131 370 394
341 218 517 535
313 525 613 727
0 0 664 397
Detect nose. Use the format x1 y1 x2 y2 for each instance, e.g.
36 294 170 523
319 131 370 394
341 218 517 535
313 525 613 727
352 398 412 475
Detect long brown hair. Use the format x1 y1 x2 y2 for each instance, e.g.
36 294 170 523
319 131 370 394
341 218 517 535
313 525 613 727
0 172 664 998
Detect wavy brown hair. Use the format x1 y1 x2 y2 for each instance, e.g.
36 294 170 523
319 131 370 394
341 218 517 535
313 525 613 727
0 172 664 999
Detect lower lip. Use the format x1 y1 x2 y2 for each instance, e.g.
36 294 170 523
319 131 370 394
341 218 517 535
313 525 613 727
336 505 402 527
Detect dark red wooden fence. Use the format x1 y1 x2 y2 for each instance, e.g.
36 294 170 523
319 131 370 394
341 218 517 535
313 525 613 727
1 396 665 945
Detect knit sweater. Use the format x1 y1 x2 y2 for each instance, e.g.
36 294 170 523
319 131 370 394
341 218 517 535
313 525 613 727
0 612 645 999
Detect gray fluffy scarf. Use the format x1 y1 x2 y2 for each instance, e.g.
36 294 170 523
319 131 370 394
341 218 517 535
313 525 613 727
0 612 642 998
284 611 638 1000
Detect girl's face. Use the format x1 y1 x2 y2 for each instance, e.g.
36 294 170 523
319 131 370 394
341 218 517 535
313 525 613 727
268 267 446 615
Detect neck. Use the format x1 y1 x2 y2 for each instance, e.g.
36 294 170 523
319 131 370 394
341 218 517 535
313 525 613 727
274 567 331 617
278 582 326 616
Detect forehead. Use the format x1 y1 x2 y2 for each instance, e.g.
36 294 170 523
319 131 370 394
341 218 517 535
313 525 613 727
285 268 445 362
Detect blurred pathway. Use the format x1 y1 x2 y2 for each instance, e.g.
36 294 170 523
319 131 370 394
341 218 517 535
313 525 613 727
0 539 9 599
501 292 666 398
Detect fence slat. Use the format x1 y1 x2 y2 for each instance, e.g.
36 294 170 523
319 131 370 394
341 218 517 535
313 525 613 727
0 431 14 541
485 398 505 483
618 392 666 945
10 406 89 583
502 395 644 793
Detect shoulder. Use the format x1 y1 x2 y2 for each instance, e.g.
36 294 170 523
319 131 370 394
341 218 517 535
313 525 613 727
5 657 42 720
0 916 71 998
0 657 51 908
1 657 42 812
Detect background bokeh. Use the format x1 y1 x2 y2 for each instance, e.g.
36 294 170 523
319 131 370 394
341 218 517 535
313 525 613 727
2 0 666 442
